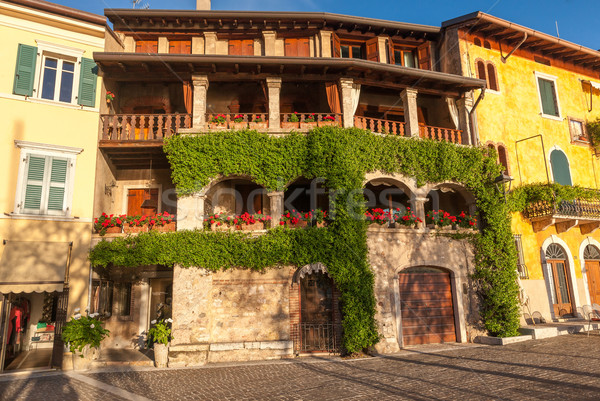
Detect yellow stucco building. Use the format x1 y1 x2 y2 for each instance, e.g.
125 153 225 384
0 0 104 371
443 12 600 323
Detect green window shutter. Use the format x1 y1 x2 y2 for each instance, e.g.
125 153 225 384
23 155 46 211
47 158 68 211
550 150 572 186
13 44 37 96
78 57 98 107
538 78 558 116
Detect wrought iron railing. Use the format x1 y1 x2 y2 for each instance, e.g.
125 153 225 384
523 199 600 219
293 323 341 353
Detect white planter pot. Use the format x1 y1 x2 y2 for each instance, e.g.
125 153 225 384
154 343 169 368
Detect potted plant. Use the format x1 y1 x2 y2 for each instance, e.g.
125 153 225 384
209 114 227 130
312 208 328 227
147 318 172 368
230 114 247 130
280 210 309 228
236 212 265 231
94 213 123 236
249 115 268 130
62 310 110 371
365 208 392 227
426 210 457 229
106 91 115 104
319 115 338 127
587 118 600 153
207 213 233 231
123 215 149 234
396 207 422 228
150 211 176 232
281 112 300 130
457 211 478 230
300 113 317 130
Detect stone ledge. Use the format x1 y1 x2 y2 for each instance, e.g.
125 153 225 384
208 341 293 351
169 344 209 352
474 335 532 345
519 326 558 339
259 340 293 350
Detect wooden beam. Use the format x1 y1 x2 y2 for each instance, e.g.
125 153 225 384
117 62 127 72
141 63 150 72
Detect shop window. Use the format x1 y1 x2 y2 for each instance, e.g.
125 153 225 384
535 72 561 118
550 149 572 186
568 117 588 142
90 280 132 317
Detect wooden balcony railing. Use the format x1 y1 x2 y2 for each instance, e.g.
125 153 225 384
419 124 462 144
280 113 342 129
354 116 406 135
524 199 600 220
101 113 191 141
206 113 268 129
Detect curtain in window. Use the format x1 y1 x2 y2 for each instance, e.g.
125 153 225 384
183 81 193 115
351 83 361 116
325 82 341 114
446 97 459 129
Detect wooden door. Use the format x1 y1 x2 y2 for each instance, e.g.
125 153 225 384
549 259 573 317
127 188 158 216
586 261 600 305
299 273 335 352
399 268 456 346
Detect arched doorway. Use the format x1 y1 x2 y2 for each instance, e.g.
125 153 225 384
399 266 456 346
584 245 600 305
293 264 340 353
545 244 574 317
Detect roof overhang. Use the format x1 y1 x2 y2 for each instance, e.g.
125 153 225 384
105 10 439 40
4 0 106 26
94 53 485 95
443 12 600 72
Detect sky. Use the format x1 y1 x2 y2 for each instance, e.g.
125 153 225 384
50 0 599 50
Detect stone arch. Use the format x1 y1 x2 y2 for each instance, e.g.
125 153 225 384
284 177 328 213
422 182 476 217
292 262 330 283
578 237 600 306
202 175 269 216
363 174 417 214
393 262 467 346
541 235 580 318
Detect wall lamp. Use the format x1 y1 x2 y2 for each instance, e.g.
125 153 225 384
494 173 514 201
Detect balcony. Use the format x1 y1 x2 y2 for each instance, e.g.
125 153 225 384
353 116 462 144
523 198 600 233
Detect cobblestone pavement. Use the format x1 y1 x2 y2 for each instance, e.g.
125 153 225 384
2 334 600 400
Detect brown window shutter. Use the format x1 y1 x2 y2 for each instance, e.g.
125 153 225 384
136 40 158 53
229 39 242 55
242 39 254 56
331 32 341 58
284 38 297 56
387 39 395 64
366 37 379 62
298 38 310 57
417 42 431 70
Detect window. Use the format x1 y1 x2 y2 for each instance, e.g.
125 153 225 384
514 235 529 279
228 39 254 56
475 60 499 92
550 149 572 186
341 43 363 59
169 39 191 54
91 280 132 317
497 145 509 174
13 41 97 107
113 283 132 317
568 117 588 142
474 38 482 47
14 141 81 217
393 48 417 68
284 38 310 57
476 60 486 81
483 40 491 49
535 72 561 118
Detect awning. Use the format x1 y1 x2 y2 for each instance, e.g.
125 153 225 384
0 241 72 293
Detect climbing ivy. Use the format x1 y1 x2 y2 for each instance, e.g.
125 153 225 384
90 127 522 350
509 182 600 213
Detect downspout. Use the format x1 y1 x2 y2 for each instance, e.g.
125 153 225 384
468 88 485 145
501 32 528 63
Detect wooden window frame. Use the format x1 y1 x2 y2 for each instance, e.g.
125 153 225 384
392 45 417 68
122 184 163 216
568 117 588 144
535 71 562 120
474 58 500 93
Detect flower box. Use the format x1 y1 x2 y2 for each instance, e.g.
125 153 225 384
230 122 247 130
104 226 122 234
152 222 176 232
124 225 148 234
318 120 339 127
209 122 227 130
300 122 317 130
249 121 268 130
210 223 234 232
314 221 328 228
287 220 309 228
281 121 300 130
239 222 264 231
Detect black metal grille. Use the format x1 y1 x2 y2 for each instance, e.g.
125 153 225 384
294 323 341 353
524 199 600 219
51 287 69 369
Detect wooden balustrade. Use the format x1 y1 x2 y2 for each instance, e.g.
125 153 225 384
280 113 342 129
354 116 406 136
101 113 191 141
419 124 462 144
206 113 269 129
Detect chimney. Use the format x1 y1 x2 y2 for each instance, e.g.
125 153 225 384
196 0 211 10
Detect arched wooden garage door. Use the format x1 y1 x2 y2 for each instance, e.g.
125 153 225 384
399 267 457 346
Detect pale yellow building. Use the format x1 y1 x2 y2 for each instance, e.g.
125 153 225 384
0 0 105 371
443 12 600 324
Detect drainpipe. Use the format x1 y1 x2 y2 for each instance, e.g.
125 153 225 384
468 88 485 145
501 33 528 63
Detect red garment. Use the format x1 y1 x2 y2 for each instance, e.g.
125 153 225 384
6 306 23 345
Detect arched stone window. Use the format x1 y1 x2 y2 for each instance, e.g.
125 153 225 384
473 37 482 47
550 149 572 186
476 60 486 81
483 40 492 49
497 144 509 174
486 63 498 91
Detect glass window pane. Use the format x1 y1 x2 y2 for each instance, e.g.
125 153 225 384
114 283 132 316
404 52 416 68
394 50 402 65
62 61 75 72
341 45 350 58
352 46 362 59
59 70 74 103
45 58 57 68
555 262 570 304
41 64 57 100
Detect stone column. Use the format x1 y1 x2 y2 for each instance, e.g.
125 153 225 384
377 37 388 63
192 75 209 130
319 31 332 57
177 193 206 230
268 191 284 226
409 196 428 228
191 37 205 54
158 37 169 53
266 77 282 132
401 88 419 137
123 36 135 52
457 95 474 145
339 77 355 129
262 31 276 56
137 279 150 347
204 32 217 54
